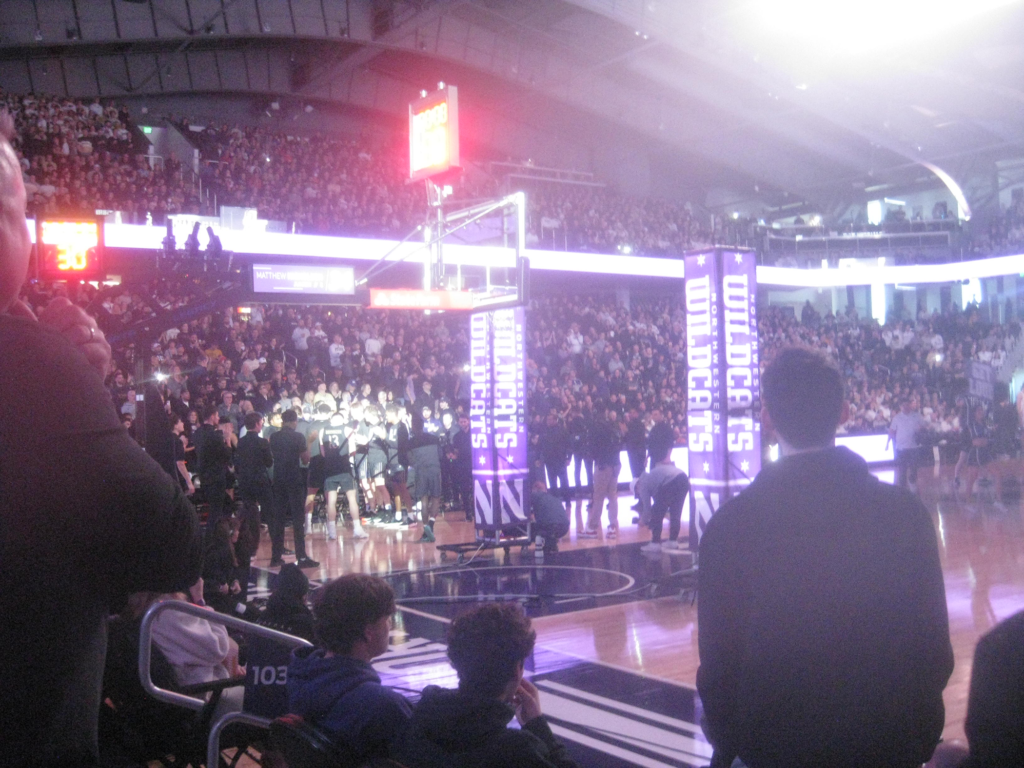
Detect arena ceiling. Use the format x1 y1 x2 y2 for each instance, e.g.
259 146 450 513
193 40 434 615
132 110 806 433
2 0 1024 217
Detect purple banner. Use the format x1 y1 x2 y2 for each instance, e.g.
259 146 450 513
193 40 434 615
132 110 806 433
469 306 529 532
722 250 761 493
686 249 761 545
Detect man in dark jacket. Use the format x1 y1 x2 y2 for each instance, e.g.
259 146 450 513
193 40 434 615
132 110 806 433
0 111 203 768
288 575 411 759
270 409 317 568
235 411 274 526
539 413 572 504
961 609 1024 767
452 414 474 521
697 347 953 768
194 403 232 525
394 603 578 768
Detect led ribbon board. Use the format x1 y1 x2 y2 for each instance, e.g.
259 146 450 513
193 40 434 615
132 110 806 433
469 306 528 533
409 86 459 182
685 249 761 545
36 219 104 281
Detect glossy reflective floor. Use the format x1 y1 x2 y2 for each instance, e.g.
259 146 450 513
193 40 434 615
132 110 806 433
249 463 1024 766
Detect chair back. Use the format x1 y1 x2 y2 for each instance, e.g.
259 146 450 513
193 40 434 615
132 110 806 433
269 714 361 768
245 633 298 718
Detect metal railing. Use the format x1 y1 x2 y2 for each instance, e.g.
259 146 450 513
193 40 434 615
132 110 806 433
139 598 314 767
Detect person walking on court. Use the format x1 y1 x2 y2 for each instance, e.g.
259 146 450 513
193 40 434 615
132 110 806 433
698 347 953 768
887 398 928 493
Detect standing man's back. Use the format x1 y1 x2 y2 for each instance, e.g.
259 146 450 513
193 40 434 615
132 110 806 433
697 347 953 768
0 110 202 767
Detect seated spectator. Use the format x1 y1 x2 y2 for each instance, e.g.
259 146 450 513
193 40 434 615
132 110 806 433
287 574 411 760
143 578 245 720
202 516 243 614
395 603 578 768
529 481 570 554
963 609 1024 766
257 563 314 642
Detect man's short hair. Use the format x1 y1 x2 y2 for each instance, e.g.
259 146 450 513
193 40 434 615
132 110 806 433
281 408 298 424
762 347 843 449
312 575 396 655
201 404 219 422
244 412 262 431
446 603 536 698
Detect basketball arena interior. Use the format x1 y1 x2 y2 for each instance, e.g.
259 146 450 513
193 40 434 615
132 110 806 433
2 1 1024 766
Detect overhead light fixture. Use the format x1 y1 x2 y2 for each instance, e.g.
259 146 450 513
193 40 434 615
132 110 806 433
883 198 906 206
742 0 1018 56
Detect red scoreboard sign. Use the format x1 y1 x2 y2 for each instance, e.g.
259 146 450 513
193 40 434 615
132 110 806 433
409 85 460 182
36 219 104 281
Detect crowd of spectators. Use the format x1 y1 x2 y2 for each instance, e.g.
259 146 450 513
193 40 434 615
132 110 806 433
766 302 1018 437
19 270 1017 468
188 123 426 238
11 88 1024 263
4 91 200 223
525 183 760 255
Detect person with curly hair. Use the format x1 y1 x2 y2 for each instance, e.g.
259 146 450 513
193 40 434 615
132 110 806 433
395 602 579 768
286 574 411 760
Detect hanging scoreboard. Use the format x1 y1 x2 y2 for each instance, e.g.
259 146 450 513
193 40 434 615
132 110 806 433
36 218 104 281
469 305 529 533
409 85 460 182
685 249 761 546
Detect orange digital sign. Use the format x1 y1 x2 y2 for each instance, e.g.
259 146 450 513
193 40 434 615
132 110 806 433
409 85 459 182
36 219 104 281
370 289 474 311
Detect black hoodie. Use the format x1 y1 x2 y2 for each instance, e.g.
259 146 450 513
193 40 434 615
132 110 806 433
394 685 579 768
697 446 953 768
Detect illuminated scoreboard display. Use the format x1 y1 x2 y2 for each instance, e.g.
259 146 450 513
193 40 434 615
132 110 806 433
409 86 460 181
36 219 104 281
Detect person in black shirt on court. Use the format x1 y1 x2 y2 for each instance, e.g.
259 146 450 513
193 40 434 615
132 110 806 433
320 411 368 540
452 413 474 521
270 409 318 569
194 404 232 526
235 411 274 526
539 413 572 505
408 419 443 543
385 403 414 524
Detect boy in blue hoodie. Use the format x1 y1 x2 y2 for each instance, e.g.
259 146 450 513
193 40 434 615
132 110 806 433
287 574 411 759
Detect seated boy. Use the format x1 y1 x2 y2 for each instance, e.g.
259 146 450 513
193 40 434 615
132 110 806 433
287 574 411 759
394 603 579 768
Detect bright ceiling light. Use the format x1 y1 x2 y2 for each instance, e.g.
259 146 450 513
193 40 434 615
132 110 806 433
744 0 1020 55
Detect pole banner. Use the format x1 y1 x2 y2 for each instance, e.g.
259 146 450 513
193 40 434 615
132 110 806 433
686 249 761 547
686 250 724 545
721 250 762 494
469 306 529 533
